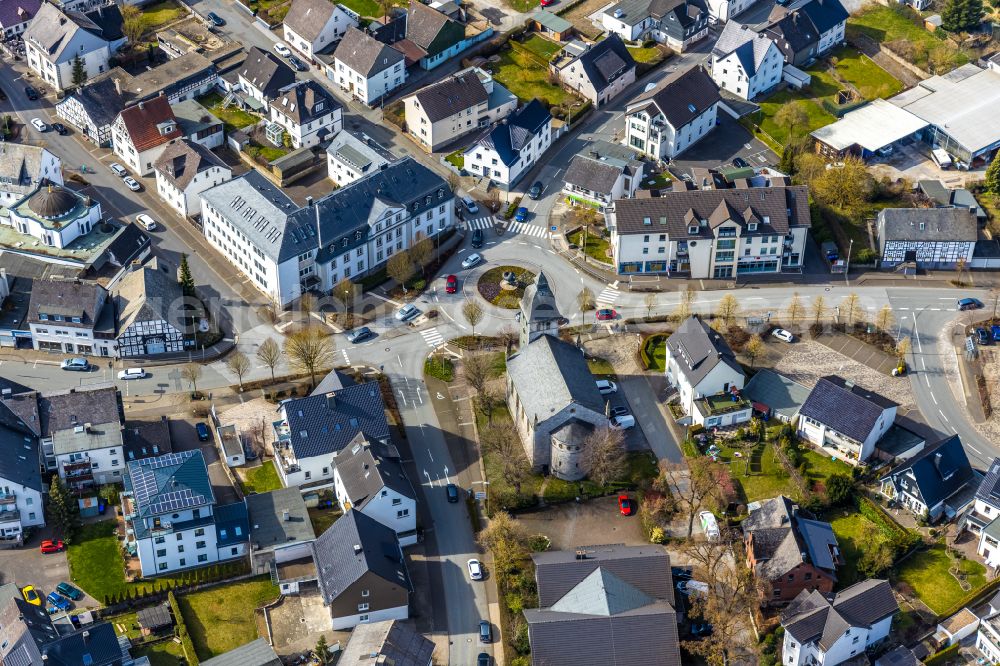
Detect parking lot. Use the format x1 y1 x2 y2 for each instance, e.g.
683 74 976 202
0 529 83 606
669 115 777 178
515 495 647 550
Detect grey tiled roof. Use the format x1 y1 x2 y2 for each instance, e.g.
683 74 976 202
799 375 896 443
39 621 121 666
269 80 340 126
334 27 405 78
0 420 41 491
333 433 415 510
58 75 126 128
38 386 121 437
154 139 229 192
282 381 390 460
507 335 605 421
878 207 978 243
313 509 411 603
239 47 296 98
665 316 743 388
781 580 897 651
564 156 623 195
743 495 840 579
574 34 635 94
123 417 173 461
27 278 108 329
283 0 339 43
338 620 435 666
199 639 281 666
136 604 172 629
24 3 108 63
874 645 922 666
532 544 675 608
743 369 810 421
976 457 1000 506
114 260 197 338
712 22 774 78
246 487 316 551
0 144 58 198
405 1 463 56
628 65 719 130
410 69 488 122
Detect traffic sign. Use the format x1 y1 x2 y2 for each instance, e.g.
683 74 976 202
550 226 557 232
475 491 487 500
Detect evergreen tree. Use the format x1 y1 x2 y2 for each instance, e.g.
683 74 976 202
942 0 983 31
779 143 796 175
985 155 1000 194
48 476 80 541
71 55 87 88
178 254 195 297
315 635 332 664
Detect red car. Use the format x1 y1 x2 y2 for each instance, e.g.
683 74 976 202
40 540 64 554
540 0 555 6
618 495 633 516
596 308 617 321
445 274 458 294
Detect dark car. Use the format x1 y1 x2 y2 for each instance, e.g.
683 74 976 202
527 181 543 200
56 583 82 601
977 328 990 345
732 157 749 168
446 483 459 503
195 422 210 441
690 623 713 637
243 443 258 461
514 207 529 223
288 56 308 72
479 621 492 643
207 11 225 26
471 228 484 248
992 325 1000 341
52 122 68 135
347 326 375 344
478 653 492 666
958 297 984 311
24 86 38 100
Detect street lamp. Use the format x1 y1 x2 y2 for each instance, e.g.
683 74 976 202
471 480 490 516
567 101 583 128
844 239 854 284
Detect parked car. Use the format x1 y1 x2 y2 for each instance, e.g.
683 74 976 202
463 196 479 214
676 580 709 596
445 274 458 294
478 654 492 666
52 122 68 135
446 483 459 503
207 11 225 25
977 328 991 346
467 558 484 581
462 253 483 269
273 42 291 57
55 582 82 601
118 368 147 380
288 56 307 72
40 539 64 554
195 422 210 441
22 586 41 606
514 207 529 222
109 163 128 177
610 414 635 430
610 406 629 418
540 0 555 5
618 494 633 515
124 176 142 192
136 213 156 231
958 297 984 310
992 325 1000 341
347 326 375 343
528 181 543 199
46 592 72 614
24 86 38 100
395 304 420 322
596 379 617 395
479 621 492 643
471 228 484 248
732 157 749 168
771 328 794 343
30 118 48 132
243 442 258 461
60 358 90 372
596 308 617 321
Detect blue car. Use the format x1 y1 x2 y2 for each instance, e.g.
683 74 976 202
46 592 72 614
992 325 1000 342
196 422 210 441
515 207 529 222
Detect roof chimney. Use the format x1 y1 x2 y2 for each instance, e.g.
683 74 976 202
326 392 336 410
282 509 290 521
353 544 362 554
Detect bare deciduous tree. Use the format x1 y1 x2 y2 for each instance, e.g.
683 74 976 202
182 363 202 394
659 458 720 537
840 292 861 326
478 511 529 578
716 294 740 325
644 292 658 319
463 299 484 338
811 294 826 326
225 351 251 390
673 286 696 322
411 235 434 277
481 421 529 492
876 304 895 333
299 293 316 320
256 338 281 384
744 333 764 369
577 287 596 323
496 325 518 350
387 251 416 293
583 426 627 487
787 292 804 324
246 418 267 458
284 326 334 388
463 354 492 398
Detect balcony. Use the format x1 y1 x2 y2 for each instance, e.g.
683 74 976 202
273 419 291 444
0 508 20 524
0 493 16 506
696 391 752 417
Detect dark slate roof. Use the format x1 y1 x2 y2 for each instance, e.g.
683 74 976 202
39 621 121 666
269 80 341 126
564 155 626 194
282 381 390 460
404 1 464 57
743 496 840 580
664 316 743 388
82 4 124 42
878 207 978 243
576 34 635 94
467 99 550 167
506 334 605 420
27 278 108 329
246 487 316 550
520 271 562 323
743 369 810 421
0 421 41 491
799 376 897 443
781 580 898 651
338 620 435 666
410 68 489 122
199 638 281 666
532 544 674 608
124 450 215 518
333 433 415 510
879 435 975 510
798 0 848 34
38 386 121 437
283 0 339 43
136 603 172 629
613 185 809 237
976 457 1000 506
627 65 719 129
334 27 405 78
102 221 151 268
763 10 818 59
0 0 41 29
313 509 411 603
239 47 296 98
214 501 250 546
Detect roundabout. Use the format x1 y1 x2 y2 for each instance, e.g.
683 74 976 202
476 265 537 309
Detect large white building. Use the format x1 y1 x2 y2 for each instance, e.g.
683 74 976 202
153 139 232 219
605 183 811 277
282 0 357 61
797 376 897 465
200 157 454 307
326 129 395 187
329 26 407 107
711 22 783 101
268 81 343 149
623 66 720 161
600 0 709 52
24 2 113 92
0 144 62 209
123 450 249 576
463 100 552 189
3 183 102 250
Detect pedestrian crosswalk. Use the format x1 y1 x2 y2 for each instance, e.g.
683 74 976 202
596 284 619 307
464 217 550 239
420 327 445 349
465 217 495 231
340 349 350 365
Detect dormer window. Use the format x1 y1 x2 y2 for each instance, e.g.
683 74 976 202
748 222 758 231
643 217 651 225
688 225 699 234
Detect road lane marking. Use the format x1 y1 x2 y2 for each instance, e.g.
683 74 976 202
930 392 938 405
939 410 949 423
970 444 983 455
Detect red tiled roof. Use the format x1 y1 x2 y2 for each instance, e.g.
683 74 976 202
118 97 181 152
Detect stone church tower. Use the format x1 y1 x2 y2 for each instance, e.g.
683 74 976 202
518 271 562 348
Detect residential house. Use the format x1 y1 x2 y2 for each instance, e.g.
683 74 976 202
601 0 709 52
462 99 552 189
0 396 44 542
329 27 407 107
106 50 224 106
877 208 978 270
24 2 113 92
0 598 122 666
327 129 396 187
711 22 783 100
403 66 517 152
562 140 645 210
123 450 249 575
743 496 842 605
122 417 173 462
312 509 412 630
780 580 898 666
245 488 316 593
171 99 225 150
268 80 343 149
0 143 63 210
238 47 296 107
282 0 357 61
663 316 747 426
332 434 417 546
879 435 977 522
27 277 114 356
798 376 897 464
55 76 126 147
524 545 681 666
400 1 489 71
917 179 987 225
875 646 924 666
153 139 232 219
967 458 1000 567
114 260 199 357
200 156 454 306
763 0 848 67
338 620 434 666
48 386 124 493
506 273 608 480
743 369 810 423
550 35 636 108
705 0 759 22
606 184 811 277
933 608 980 649
623 66 720 161
200 639 282 666
272 382 390 488
0 0 42 39
111 97 182 176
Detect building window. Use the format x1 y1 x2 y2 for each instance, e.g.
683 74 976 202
197 541 206 549
159 563 168 571
155 536 165 544
397 509 409 518
178 545 184 553
358 603 369 612
359 614 369 622
179 558 186 567
156 549 166 557
362 589 370 597
195 528 205 537
198 554 208 562
392 498 401 506
231 547 238 555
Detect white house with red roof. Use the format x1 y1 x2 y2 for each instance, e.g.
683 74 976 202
111 97 182 176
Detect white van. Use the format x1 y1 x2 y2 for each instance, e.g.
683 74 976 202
931 147 952 169
699 510 720 540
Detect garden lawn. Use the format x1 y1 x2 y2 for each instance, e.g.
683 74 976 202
178 577 280 660
627 45 668 65
197 92 259 133
337 0 381 16
256 144 289 162
847 5 968 71
639 172 673 190
587 357 616 378
445 150 464 170
642 334 667 371
521 34 562 61
827 48 904 100
756 91 835 146
493 49 575 106
715 443 852 503
505 0 538 12
895 543 987 614
826 510 882 586
141 0 184 33
566 229 611 263
132 641 186 666
240 460 282 494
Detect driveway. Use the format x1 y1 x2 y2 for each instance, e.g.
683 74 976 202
0 529 76 605
168 418 240 505
669 115 777 176
515 495 647 550
266 590 348 656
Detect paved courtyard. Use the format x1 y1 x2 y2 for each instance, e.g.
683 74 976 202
515 495 647 551
265 590 348 656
